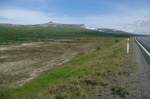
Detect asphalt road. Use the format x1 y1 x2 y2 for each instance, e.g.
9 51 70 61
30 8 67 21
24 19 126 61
134 37 150 99
136 37 150 64
136 37 150 52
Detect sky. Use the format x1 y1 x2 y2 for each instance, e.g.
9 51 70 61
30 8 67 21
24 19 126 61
0 0 150 34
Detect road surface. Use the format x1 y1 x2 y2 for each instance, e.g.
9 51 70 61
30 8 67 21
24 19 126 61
136 37 150 64
134 37 150 99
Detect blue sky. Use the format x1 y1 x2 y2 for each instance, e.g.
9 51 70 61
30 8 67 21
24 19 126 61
0 0 150 33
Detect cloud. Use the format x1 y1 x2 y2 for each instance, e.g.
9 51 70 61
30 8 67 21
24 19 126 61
0 9 50 24
0 7 150 34
50 9 150 34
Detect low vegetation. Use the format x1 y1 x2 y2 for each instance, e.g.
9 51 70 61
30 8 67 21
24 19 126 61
0 24 130 44
0 24 132 99
0 37 129 99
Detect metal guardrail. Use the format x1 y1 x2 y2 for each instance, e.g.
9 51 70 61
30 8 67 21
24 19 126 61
135 37 150 64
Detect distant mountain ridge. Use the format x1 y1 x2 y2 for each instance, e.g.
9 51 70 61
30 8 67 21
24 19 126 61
0 21 85 28
45 21 85 27
97 28 133 36
0 22 134 44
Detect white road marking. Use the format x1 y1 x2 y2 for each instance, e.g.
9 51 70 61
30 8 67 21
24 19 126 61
135 38 150 57
127 38 130 54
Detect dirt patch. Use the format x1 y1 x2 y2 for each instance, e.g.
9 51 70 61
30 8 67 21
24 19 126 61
0 40 98 87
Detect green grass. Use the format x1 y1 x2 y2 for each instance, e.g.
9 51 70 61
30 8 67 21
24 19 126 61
0 24 129 98
0 38 127 99
0 24 130 45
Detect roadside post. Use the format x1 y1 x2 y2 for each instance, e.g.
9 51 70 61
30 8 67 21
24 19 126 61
127 38 130 54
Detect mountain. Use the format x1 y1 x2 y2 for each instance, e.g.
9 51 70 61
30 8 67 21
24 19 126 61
0 22 133 44
97 28 133 36
0 21 85 28
32 21 85 28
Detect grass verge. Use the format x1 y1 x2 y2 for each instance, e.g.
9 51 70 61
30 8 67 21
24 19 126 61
0 38 127 99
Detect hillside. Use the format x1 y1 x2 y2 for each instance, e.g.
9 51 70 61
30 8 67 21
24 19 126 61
0 22 135 99
0 22 132 44
97 28 133 36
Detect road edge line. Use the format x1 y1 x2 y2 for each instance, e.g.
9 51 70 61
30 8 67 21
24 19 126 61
135 37 150 57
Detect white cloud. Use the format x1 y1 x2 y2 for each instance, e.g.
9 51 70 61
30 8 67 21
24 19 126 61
0 9 50 24
0 8 150 34
47 8 150 34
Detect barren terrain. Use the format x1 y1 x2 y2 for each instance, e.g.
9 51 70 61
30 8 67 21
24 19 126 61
0 39 98 87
